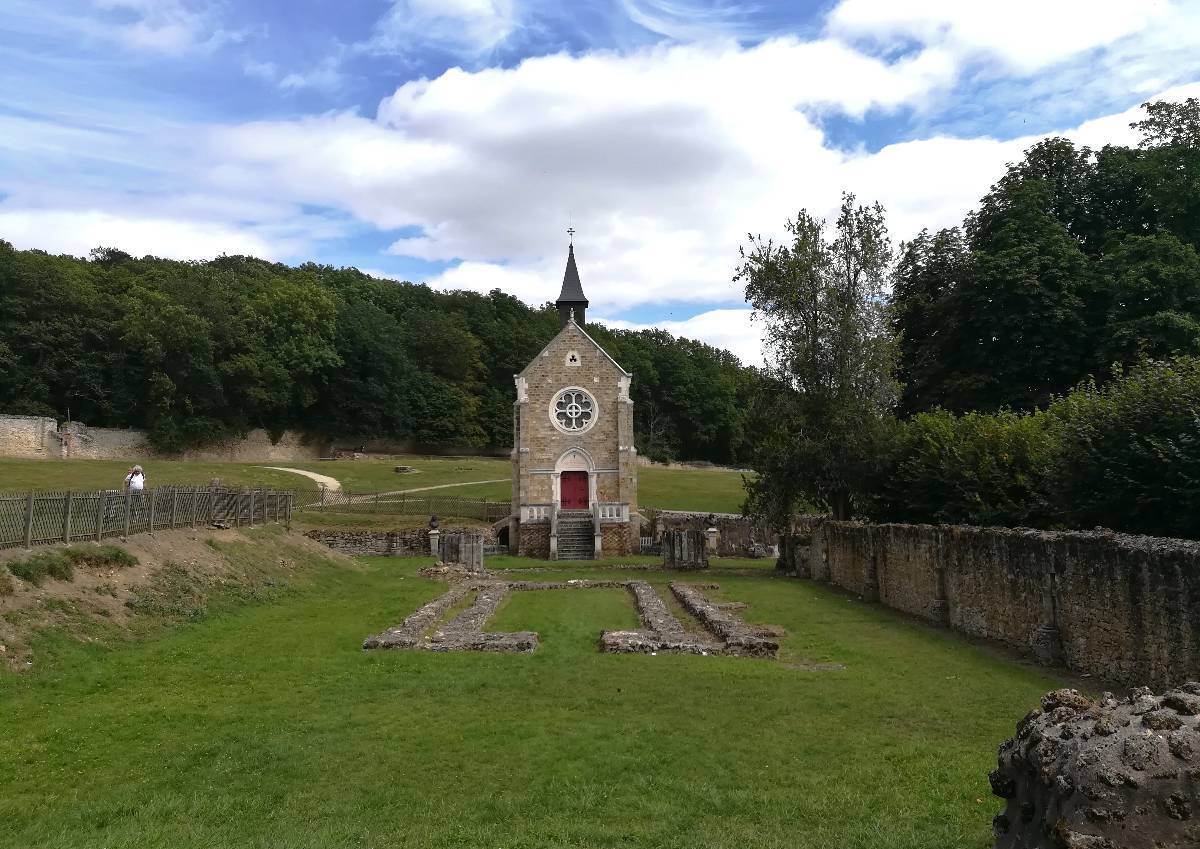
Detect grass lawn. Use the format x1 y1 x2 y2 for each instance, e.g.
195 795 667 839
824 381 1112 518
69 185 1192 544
0 551 1065 849
0 456 753 514
0 458 310 492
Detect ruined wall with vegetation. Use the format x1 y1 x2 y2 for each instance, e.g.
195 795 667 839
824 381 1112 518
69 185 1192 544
782 520 1200 687
0 414 328 461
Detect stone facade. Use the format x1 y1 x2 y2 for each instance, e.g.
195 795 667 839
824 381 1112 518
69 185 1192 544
781 519 1200 687
509 250 637 559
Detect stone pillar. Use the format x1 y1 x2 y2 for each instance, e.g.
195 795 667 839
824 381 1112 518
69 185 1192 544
929 529 950 624
705 526 719 553
862 527 881 602
428 529 440 559
663 529 709 570
1031 566 1064 665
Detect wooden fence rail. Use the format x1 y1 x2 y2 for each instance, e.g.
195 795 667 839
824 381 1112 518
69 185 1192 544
294 487 509 522
0 486 294 550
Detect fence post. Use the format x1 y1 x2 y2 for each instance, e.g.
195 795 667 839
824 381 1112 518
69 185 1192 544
249 489 256 527
375 491 380 513
171 487 178 529
63 490 73 542
148 488 156 533
285 492 292 530
23 491 34 548
123 490 132 538
96 492 106 542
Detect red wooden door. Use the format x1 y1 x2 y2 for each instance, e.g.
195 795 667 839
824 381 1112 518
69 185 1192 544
560 471 589 509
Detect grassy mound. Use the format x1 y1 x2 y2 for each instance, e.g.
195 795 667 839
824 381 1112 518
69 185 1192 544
4 544 138 585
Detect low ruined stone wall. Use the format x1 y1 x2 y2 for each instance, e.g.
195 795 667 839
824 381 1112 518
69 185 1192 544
781 521 1200 687
305 529 433 557
652 510 776 557
307 527 496 558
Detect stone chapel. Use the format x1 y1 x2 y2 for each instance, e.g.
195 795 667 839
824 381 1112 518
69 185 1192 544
509 241 638 559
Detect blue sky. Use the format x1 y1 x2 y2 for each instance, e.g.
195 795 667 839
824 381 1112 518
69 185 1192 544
3 0 1200 361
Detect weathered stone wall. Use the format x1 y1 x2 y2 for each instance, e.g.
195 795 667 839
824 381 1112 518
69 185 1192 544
782 521 1200 687
601 522 633 557
0 415 58 457
306 526 496 558
516 522 550 558
651 511 777 557
0 414 328 461
304 529 433 557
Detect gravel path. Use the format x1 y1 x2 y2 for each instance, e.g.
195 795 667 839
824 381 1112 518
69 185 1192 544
258 466 343 491
383 479 508 496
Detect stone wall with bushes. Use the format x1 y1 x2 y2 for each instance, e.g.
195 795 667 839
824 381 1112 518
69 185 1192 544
781 519 1200 687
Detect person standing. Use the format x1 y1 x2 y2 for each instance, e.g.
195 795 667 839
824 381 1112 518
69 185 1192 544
123 465 146 492
122 465 147 533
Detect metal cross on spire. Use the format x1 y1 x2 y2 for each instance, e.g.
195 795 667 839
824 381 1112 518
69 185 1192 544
567 226 575 246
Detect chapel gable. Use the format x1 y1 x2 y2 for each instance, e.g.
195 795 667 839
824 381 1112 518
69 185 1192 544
509 240 638 560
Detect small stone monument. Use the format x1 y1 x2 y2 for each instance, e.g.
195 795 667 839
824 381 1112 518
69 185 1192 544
440 532 485 573
663 529 709 571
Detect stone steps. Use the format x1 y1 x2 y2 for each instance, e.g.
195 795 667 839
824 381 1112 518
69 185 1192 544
556 512 595 560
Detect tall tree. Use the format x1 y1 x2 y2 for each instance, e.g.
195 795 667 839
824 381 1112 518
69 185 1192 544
891 227 969 414
737 194 899 522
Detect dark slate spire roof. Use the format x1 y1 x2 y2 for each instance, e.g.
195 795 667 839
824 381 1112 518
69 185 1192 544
557 244 588 305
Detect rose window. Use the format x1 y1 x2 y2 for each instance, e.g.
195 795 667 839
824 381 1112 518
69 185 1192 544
552 388 596 432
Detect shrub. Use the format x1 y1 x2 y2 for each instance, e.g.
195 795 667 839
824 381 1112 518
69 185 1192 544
1047 357 1200 537
868 408 1056 527
6 551 73 585
0 568 13 597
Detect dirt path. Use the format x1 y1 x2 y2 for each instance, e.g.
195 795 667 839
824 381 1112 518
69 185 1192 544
258 467 342 491
382 479 508 496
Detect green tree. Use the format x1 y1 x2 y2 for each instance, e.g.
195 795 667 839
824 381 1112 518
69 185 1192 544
737 193 899 522
892 228 969 413
936 176 1094 411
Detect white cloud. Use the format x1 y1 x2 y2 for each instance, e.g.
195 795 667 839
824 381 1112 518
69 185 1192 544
0 208 278 260
597 309 764 366
5 1 1200 368
828 0 1170 74
363 0 519 57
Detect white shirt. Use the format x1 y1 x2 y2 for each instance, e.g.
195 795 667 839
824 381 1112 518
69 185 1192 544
126 472 146 491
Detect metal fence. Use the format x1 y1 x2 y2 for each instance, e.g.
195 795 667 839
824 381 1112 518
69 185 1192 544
0 486 294 550
296 486 509 523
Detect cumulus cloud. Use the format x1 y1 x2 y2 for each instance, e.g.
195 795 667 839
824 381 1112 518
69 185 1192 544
597 309 763 366
0 208 278 260
4 0 1200 368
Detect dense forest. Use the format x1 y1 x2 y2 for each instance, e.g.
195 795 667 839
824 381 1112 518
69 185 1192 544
0 246 756 463
744 98 1200 537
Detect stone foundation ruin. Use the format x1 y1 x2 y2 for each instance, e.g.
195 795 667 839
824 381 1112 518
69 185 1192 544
991 686 1200 848
363 576 777 658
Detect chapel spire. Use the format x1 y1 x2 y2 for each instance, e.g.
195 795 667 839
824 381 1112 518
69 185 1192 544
556 236 588 329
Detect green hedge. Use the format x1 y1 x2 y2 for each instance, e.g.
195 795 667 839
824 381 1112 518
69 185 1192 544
866 357 1200 538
